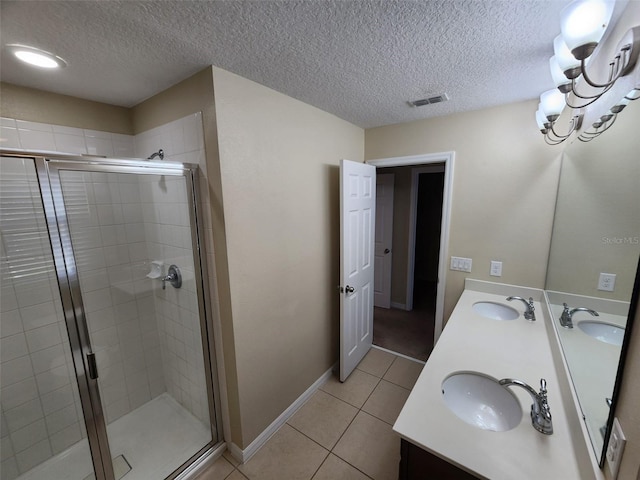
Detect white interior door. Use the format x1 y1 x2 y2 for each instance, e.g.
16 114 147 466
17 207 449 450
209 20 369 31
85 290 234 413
374 174 394 308
340 159 376 381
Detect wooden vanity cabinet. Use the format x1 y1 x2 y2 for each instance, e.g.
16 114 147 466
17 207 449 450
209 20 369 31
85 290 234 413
399 439 480 479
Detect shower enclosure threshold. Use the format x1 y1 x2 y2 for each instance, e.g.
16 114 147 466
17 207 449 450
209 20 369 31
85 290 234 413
83 455 131 480
16 393 210 480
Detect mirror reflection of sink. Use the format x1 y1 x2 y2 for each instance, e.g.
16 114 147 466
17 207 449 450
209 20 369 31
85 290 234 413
577 321 625 347
472 302 519 321
442 372 522 432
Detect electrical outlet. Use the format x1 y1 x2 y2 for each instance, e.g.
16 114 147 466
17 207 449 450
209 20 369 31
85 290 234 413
606 417 626 479
598 273 616 292
450 256 472 273
490 261 502 277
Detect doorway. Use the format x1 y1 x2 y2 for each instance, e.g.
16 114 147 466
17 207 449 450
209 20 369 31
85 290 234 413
366 153 454 361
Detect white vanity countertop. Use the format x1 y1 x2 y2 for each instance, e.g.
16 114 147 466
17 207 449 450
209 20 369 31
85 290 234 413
393 280 588 479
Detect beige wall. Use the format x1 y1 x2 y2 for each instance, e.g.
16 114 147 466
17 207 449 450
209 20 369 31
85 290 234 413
366 99 562 320
546 101 639 301
379 167 412 306
0 82 132 134
212 66 364 446
131 67 244 446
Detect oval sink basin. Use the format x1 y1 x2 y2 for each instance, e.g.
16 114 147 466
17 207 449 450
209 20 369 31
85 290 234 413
577 321 625 346
442 372 522 431
472 302 519 321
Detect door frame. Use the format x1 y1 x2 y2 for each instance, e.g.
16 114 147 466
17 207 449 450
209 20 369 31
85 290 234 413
366 152 454 344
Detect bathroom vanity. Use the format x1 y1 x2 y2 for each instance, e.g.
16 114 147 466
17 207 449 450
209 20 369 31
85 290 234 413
393 279 600 480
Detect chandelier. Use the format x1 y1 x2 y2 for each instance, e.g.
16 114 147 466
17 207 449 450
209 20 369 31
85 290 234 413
536 0 640 144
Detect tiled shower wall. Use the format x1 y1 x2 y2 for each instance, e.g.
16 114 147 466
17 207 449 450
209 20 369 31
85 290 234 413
62 170 166 423
135 113 212 425
0 113 212 477
0 159 86 479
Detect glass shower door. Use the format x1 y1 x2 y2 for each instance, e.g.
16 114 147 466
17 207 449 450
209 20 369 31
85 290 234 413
53 164 216 480
0 156 99 480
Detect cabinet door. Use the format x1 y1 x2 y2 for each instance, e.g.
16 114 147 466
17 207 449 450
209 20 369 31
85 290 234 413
399 440 479 480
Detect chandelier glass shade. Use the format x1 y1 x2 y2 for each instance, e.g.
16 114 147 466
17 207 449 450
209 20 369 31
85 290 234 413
536 0 640 144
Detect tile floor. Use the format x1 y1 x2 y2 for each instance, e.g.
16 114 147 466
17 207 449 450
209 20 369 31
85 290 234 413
196 348 425 480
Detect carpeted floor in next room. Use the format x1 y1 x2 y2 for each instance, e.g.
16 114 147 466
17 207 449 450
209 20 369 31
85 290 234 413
372 306 434 362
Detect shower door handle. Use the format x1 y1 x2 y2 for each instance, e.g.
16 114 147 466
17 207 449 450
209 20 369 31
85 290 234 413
87 352 99 380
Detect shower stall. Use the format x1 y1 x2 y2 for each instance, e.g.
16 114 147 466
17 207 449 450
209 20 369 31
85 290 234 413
0 152 222 480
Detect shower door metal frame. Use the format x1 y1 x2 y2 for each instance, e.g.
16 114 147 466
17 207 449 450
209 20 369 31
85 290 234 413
1 151 223 480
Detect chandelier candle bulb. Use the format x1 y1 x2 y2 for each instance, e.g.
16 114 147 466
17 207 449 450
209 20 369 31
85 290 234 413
554 35 582 78
541 89 566 121
560 0 614 60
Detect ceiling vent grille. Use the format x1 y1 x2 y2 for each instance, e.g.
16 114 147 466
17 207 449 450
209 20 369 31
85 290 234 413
409 93 449 107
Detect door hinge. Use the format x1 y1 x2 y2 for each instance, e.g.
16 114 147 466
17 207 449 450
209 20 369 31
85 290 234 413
87 352 99 380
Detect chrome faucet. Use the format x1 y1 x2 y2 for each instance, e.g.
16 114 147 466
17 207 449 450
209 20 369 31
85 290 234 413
559 302 599 328
506 296 536 321
147 149 164 160
499 378 553 435
161 264 182 290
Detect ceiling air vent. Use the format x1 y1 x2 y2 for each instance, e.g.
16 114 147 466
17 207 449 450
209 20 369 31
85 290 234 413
409 93 449 107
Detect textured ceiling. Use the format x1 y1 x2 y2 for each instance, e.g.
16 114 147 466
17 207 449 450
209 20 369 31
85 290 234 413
1 0 585 128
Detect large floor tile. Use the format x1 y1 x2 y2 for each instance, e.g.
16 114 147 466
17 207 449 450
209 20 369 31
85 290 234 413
312 454 371 480
361 379 410 425
226 471 249 480
320 369 379 408
355 348 395 378
222 450 240 467
288 390 358 449
383 356 424 390
237 424 328 480
333 412 401 480
196 456 235 479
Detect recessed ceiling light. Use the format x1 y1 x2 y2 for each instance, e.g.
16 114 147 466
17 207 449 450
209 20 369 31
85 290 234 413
6 44 67 69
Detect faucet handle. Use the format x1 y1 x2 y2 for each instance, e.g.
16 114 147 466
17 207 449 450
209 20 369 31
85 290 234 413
539 378 547 395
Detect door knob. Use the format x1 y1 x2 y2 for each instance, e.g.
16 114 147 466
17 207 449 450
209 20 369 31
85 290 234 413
345 285 355 293
384 248 390 254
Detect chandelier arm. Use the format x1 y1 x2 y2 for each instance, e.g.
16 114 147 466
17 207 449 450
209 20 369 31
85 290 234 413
580 48 630 88
545 134 568 145
565 86 611 108
548 120 576 139
578 114 618 141
578 135 597 142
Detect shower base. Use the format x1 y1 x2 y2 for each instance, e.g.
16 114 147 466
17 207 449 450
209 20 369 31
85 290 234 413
17 393 211 480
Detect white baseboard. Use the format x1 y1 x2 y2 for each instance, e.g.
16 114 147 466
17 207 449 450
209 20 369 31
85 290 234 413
390 301 408 310
227 363 336 464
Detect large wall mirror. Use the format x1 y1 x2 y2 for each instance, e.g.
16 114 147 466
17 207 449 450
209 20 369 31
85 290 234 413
545 97 639 464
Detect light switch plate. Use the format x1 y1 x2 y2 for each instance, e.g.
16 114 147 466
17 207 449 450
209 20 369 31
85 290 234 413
606 417 626 479
450 256 472 273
